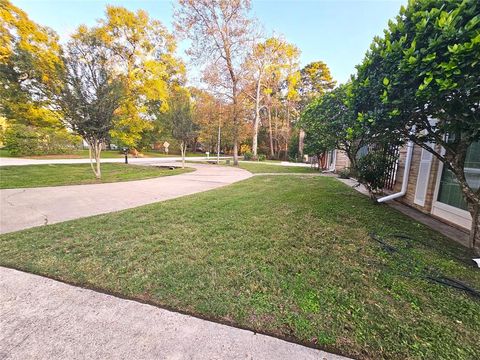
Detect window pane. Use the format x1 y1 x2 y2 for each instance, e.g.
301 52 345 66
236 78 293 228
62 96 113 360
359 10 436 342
437 141 480 210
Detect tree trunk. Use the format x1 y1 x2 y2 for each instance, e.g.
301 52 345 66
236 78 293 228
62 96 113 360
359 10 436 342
298 129 305 160
181 140 186 169
95 144 101 179
233 138 239 166
252 79 261 158
467 202 480 256
88 140 102 179
217 118 221 165
267 106 274 158
316 153 322 171
285 105 290 161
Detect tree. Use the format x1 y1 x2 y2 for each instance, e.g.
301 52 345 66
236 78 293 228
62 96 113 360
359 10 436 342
167 87 198 168
297 61 336 158
190 87 225 157
354 0 480 253
245 37 299 158
174 0 253 166
298 61 336 105
96 6 185 149
301 84 367 173
59 27 124 179
0 0 64 129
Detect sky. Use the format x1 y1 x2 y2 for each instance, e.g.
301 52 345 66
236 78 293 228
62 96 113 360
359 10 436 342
12 0 406 84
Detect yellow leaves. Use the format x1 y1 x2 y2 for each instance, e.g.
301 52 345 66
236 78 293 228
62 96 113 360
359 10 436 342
0 0 63 81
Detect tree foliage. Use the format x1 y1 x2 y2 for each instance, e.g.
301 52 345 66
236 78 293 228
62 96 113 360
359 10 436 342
59 28 124 179
95 6 185 148
0 0 63 128
301 84 366 169
174 0 253 165
354 0 480 252
298 61 336 106
165 87 198 168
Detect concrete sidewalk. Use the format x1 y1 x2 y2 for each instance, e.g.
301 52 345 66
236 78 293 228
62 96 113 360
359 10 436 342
0 267 350 360
0 162 251 234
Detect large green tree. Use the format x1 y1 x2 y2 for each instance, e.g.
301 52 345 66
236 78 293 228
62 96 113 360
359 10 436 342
354 0 480 253
301 84 367 172
297 61 336 158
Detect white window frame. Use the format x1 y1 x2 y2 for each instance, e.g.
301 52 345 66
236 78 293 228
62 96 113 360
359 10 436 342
431 147 472 230
414 144 433 207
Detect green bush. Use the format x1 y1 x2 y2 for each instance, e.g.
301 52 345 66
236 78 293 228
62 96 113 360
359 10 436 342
356 150 393 199
258 154 266 161
243 151 253 161
337 168 351 179
5 124 81 156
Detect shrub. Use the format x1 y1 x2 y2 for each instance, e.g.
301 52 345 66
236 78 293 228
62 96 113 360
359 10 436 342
5 124 81 156
356 150 393 200
337 168 351 179
243 151 253 161
240 144 251 155
258 154 266 161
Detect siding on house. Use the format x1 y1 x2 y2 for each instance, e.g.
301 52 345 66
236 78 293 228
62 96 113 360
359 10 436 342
393 144 471 230
333 143 472 231
334 150 351 172
393 145 439 214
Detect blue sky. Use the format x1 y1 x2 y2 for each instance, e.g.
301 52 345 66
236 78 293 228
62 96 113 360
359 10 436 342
12 0 406 84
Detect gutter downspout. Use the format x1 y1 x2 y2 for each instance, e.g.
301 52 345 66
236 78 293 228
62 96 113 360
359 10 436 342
377 140 414 203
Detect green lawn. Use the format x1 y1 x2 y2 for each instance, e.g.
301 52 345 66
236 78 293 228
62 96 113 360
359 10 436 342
0 176 479 359
0 148 206 159
0 163 192 189
196 160 318 174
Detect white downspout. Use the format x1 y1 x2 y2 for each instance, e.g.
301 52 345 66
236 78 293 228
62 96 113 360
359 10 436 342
377 140 414 203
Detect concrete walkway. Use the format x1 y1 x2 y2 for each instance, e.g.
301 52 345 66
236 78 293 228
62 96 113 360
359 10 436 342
0 162 251 234
336 177 470 247
0 267 349 360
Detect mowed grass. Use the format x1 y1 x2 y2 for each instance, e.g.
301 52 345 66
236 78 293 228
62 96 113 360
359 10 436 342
0 176 479 359
0 148 206 159
0 163 193 189
195 160 318 174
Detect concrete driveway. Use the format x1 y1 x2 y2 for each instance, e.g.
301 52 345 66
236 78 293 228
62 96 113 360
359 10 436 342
0 267 349 360
0 162 251 234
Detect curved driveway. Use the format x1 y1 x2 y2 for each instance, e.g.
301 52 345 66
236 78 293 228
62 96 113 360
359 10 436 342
0 162 252 234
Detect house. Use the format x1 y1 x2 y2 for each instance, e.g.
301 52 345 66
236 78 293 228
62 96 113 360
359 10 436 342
333 142 480 231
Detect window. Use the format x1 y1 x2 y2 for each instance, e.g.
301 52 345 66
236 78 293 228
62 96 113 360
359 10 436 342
437 141 480 210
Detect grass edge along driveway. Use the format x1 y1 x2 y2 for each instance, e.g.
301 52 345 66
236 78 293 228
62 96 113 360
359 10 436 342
0 163 193 189
0 175 479 359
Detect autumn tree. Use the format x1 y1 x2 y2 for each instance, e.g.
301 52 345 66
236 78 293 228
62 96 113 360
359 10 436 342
59 27 124 179
245 37 300 158
175 0 253 166
190 88 224 156
354 0 480 253
95 6 185 149
0 0 73 154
